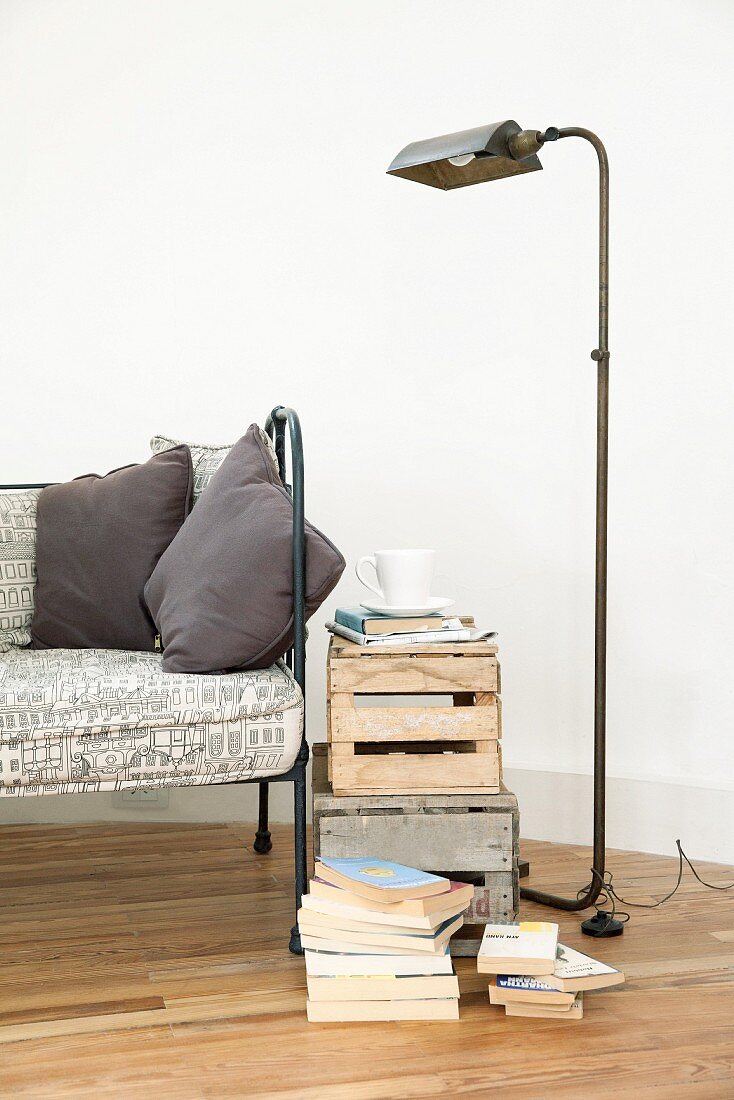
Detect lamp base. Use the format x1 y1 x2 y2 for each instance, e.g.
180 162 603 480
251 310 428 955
581 911 625 938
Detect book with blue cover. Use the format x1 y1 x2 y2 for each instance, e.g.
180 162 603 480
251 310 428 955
490 975 576 1007
315 857 451 902
335 607 442 635
297 913 463 954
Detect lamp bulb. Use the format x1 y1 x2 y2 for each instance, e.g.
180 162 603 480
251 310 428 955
448 153 475 167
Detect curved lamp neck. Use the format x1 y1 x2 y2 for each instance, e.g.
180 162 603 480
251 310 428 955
511 126 609 359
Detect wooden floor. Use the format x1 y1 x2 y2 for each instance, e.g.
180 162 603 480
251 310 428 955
0 823 732 1099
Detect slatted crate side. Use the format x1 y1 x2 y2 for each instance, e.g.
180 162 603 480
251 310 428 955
329 743 501 795
312 744 521 942
464 871 519 923
329 699 501 743
312 743 516 812
316 807 513 872
329 655 500 695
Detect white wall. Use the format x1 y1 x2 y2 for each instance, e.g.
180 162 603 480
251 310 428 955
1 1 732 862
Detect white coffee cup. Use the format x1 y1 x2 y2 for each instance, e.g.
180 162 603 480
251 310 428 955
355 549 436 607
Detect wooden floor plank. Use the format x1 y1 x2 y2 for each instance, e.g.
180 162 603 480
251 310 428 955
0 822 731 1098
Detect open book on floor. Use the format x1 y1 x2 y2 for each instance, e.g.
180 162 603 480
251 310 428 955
542 943 625 992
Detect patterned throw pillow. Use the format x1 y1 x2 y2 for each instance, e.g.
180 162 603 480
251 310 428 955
151 428 280 504
0 489 42 651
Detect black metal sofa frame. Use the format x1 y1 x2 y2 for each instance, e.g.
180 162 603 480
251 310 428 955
1 405 309 955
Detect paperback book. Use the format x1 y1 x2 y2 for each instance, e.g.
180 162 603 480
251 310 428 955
302 881 471 930
543 943 625 992
301 855 470 1023
504 993 583 1021
307 973 460 1002
477 921 559 976
335 607 443 635
305 950 454 978
326 619 496 647
309 876 473 917
314 857 451 903
489 976 576 1007
299 913 463 954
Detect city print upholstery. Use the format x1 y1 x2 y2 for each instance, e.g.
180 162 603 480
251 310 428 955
0 647 302 797
0 490 41 652
150 427 280 504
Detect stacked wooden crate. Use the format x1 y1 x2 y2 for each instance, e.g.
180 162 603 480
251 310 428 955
312 744 519 951
326 625 501 795
314 625 520 951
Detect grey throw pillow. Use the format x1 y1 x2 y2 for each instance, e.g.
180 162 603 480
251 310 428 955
145 425 345 672
31 447 193 652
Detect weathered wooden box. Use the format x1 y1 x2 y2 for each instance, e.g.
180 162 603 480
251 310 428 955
312 743 519 954
326 629 502 795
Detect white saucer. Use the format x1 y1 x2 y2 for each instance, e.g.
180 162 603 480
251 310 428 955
360 597 454 618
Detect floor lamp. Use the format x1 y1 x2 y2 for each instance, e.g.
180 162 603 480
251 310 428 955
387 120 619 930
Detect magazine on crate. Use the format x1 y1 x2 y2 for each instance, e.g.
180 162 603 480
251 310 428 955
326 617 496 647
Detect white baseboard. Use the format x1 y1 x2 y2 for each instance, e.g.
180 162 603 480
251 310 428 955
1 763 731 867
503 766 734 865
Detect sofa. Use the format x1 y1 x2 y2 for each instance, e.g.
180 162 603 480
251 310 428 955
0 406 313 953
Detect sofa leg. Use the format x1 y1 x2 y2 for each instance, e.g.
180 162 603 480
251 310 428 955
288 766 308 955
253 781 272 855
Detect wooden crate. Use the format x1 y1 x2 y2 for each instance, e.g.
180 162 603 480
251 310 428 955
312 743 519 954
326 626 502 795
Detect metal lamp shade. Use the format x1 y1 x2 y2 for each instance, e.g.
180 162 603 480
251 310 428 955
387 120 542 190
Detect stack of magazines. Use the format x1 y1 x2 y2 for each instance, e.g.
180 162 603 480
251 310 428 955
326 607 496 647
299 856 472 1022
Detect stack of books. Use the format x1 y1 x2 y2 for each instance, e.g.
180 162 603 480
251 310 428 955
326 607 495 647
477 921 625 1022
298 856 472 1022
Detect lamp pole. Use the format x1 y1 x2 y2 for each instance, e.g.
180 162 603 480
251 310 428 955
517 127 609 911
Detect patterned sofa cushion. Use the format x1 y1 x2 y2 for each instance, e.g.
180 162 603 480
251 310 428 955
0 489 42 652
150 428 280 504
0 648 302 797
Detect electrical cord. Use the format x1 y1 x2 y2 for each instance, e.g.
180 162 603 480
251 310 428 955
577 839 734 928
